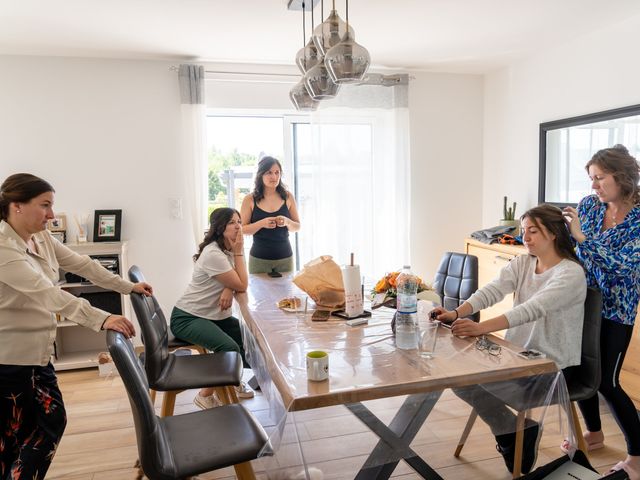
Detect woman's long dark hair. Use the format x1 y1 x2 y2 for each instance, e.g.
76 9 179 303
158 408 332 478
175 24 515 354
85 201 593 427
521 204 579 263
194 208 240 262
586 144 640 205
251 156 288 203
0 173 55 221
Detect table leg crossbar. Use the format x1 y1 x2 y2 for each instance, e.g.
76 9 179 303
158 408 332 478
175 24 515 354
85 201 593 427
347 392 443 480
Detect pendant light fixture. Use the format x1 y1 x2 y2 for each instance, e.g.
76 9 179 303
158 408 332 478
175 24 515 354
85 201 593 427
303 0 340 100
290 2 319 111
295 2 320 74
324 0 370 84
312 0 350 57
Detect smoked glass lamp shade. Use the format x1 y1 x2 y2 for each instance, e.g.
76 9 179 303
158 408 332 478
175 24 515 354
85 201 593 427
289 79 320 111
303 62 340 100
312 9 351 56
295 38 322 74
324 30 371 84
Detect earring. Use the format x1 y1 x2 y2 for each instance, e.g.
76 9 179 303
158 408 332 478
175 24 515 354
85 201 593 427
16 209 21 213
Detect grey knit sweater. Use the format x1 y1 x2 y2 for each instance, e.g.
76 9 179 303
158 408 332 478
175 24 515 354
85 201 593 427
467 255 586 369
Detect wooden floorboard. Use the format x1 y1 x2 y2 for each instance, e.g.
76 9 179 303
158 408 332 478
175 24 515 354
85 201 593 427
47 368 633 479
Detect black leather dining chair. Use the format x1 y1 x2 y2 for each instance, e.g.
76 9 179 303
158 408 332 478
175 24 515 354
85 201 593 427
129 265 206 354
433 252 480 321
127 265 243 416
453 287 603 478
107 330 267 480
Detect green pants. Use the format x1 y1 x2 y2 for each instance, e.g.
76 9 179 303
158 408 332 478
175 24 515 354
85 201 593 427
170 307 249 368
248 255 294 274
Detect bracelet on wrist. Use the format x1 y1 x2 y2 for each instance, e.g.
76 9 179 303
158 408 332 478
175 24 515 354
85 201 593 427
234 254 244 256
453 308 459 321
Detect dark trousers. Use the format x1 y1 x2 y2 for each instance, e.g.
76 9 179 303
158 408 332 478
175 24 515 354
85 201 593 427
0 363 67 480
577 318 640 455
170 307 250 368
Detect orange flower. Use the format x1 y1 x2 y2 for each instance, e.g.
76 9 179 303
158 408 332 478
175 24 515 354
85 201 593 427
388 272 399 287
374 278 389 293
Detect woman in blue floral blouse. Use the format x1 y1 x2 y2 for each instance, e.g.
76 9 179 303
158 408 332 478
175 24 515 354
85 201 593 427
563 144 640 479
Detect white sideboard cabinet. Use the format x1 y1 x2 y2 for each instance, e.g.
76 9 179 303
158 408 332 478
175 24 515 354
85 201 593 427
54 241 136 370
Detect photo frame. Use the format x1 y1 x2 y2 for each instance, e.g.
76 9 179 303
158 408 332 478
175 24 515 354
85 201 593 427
93 210 122 242
50 231 66 243
47 214 67 232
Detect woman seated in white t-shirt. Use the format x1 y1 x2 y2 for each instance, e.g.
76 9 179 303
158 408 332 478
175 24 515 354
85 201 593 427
170 207 254 409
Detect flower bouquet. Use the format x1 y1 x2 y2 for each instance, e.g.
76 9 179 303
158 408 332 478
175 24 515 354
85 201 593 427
371 271 434 310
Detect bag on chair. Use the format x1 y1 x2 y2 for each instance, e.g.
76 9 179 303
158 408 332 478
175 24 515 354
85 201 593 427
293 255 345 309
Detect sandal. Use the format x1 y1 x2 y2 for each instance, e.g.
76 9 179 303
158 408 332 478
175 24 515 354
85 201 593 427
560 437 604 454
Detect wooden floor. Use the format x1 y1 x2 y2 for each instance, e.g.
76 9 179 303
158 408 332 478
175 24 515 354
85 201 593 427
48 368 633 480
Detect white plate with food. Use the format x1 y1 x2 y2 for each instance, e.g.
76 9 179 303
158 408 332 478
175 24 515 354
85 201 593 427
277 297 303 313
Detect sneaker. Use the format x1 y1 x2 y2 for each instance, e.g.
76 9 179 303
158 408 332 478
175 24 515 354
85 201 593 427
234 381 255 399
521 420 541 474
193 392 222 409
496 441 515 473
495 419 541 474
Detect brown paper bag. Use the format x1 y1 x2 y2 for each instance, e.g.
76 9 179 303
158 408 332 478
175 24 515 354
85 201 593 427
293 255 345 309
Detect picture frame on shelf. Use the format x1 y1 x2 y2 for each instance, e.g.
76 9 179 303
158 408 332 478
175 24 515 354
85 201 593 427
50 231 66 243
93 210 122 242
47 213 67 232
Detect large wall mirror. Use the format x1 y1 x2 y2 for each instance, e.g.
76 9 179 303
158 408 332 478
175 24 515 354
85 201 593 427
539 104 640 206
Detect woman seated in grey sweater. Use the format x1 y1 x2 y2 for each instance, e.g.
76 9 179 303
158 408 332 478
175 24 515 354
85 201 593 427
431 204 587 475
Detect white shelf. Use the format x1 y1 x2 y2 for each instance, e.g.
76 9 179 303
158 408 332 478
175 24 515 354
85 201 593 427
54 241 135 370
53 350 100 371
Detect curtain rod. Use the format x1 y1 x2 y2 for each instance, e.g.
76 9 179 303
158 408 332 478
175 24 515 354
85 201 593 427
169 66 412 85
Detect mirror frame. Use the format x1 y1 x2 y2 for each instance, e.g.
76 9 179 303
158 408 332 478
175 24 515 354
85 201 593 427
538 103 640 207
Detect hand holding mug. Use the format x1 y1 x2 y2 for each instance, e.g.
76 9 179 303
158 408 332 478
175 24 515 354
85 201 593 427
275 215 288 227
263 217 278 229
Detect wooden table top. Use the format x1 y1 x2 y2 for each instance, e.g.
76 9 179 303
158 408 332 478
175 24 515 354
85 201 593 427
237 273 557 412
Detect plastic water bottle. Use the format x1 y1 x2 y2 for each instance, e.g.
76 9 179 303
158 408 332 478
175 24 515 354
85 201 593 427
395 265 419 349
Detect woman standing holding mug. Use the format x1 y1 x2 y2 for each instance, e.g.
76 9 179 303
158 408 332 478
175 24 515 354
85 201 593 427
0 173 152 478
563 144 640 479
240 156 301 274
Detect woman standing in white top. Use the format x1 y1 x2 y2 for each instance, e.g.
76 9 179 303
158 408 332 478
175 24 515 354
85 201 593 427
170 207 254 409
0 173 152 479
431 204 587 475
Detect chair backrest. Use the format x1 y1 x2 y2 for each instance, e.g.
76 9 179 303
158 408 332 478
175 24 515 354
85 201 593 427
128 265 171 385
433 252 480 322
106 330 174 477
565 287 602 400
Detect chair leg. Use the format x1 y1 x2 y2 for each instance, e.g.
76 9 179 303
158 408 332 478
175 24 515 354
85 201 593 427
233 461 257 480
149 389 157 406
512 411 526 479
570 401 589 456
160 391 177 417
454 409 479 457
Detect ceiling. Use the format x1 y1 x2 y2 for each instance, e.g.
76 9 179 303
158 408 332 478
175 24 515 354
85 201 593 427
1 0 639 74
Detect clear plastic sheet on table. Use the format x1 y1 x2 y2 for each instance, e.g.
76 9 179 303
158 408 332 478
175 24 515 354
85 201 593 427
235 276 579 479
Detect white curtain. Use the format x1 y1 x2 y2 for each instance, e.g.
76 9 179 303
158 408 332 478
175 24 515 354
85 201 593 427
179 64 207 248
298 79 410 279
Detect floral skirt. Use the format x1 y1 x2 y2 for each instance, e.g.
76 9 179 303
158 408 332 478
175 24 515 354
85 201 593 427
0 362 66 480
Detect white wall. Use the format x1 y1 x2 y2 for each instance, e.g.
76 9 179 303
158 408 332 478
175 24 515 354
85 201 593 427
0 56 195 314
483 13 640 226
0 55 484 310
409 72 484 279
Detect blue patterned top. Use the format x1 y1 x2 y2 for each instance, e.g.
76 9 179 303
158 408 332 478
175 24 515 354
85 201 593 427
576 194 640 325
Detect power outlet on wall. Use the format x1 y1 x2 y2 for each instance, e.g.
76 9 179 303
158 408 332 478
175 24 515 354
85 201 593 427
169 197 182 220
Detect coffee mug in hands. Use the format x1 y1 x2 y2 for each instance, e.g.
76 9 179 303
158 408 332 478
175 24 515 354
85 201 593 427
306 350 329 381
419 321 439 358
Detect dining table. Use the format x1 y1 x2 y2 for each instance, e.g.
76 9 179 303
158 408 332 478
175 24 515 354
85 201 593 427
236 273 570 479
